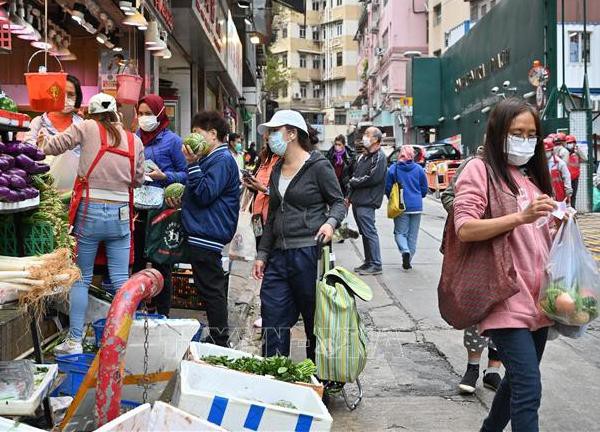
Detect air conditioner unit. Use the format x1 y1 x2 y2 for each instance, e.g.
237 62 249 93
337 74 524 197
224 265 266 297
315 84 321 90
293 93 301 100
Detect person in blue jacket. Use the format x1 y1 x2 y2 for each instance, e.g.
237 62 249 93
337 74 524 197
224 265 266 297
133 94 187 316
385 145 428 270
169 111 240 347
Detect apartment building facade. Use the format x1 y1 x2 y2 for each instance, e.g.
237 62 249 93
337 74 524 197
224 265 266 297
270 0 362 148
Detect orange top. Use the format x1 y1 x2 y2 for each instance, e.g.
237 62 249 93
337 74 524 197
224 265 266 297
47 112 74 132
253 155 280 223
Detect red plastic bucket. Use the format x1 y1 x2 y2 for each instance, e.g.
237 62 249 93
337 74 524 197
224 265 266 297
116 74 143 105
25 51 67 112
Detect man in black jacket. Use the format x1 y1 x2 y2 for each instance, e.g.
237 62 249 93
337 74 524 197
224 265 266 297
348 126 387 275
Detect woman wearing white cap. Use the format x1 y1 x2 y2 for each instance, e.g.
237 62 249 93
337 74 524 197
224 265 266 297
38 93 145 355
252 110 346 360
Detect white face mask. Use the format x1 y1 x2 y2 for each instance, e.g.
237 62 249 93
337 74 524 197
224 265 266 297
62 97 76 114
362 136 372 149
138 107 164 132
506 134 538 166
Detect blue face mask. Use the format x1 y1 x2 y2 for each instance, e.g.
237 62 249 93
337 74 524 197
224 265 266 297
235 142 243 152
268 131 288 156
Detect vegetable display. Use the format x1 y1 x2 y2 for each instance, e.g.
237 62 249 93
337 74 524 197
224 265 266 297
201 355 317 384
183 133 210 157
539 281 598 326
26 173 74 249
0 139 49 203
164 182 185 200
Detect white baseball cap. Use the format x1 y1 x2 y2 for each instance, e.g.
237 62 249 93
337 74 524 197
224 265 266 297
88 93 117 115
257 110 308 135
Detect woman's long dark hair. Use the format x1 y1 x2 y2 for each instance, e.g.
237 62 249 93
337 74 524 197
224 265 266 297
285 124 319 152
483 98 552 196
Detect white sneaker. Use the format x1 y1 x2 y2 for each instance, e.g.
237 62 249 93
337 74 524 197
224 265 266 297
54 338 83 356
253 318 262 328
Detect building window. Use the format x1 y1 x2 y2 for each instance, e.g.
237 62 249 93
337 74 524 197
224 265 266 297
282 26 288 38
470 4 478 22
281 52 288 67
300 25 307 38
336 0 342 6
336 21 343 36
570 31 592 63
313 84 321 98
336 81 343 95
282 86 288 98
335 113 347 124
313 27 320 41
300 54 307 68
336 51 343 66
312 0 319 11
433 3 442 26
272 30 278 42
433 49 441 57
481 5 487 17
313 56 321 69
300 83 307 98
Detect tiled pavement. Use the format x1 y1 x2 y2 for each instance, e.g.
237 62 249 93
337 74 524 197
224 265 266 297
578 213 600 263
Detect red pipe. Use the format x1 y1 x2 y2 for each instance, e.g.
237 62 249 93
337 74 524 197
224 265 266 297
95 269 164 426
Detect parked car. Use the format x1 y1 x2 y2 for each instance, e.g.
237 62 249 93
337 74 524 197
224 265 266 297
386 143 461 168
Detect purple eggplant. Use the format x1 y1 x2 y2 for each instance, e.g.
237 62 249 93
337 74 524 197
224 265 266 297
15 154 36 171
7 168 27 178
8 175 27 189
27 163 50 174
0 159 7 171
31 149 46 161
0 141 6 153
0 176 8 188
0 186 10 200
3 189 21 202
19 143 40 159
21 187 39 199
3 142 22 155
0 155 14 169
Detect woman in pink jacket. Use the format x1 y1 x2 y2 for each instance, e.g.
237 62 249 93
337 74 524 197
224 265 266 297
453 98 556 432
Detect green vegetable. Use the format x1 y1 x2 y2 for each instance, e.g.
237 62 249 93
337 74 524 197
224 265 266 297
0 94 18 112
164 183 185 200
201 355 317 383
184 133 210 156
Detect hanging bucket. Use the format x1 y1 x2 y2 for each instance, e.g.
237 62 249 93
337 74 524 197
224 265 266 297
116 74 143 105
24 51 67 112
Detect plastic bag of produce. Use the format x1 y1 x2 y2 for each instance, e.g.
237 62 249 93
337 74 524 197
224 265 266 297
539 217 600 327
228 189 256 261
145 206 189 265
134 185 164 209
0 360 35 400
48 149 79 193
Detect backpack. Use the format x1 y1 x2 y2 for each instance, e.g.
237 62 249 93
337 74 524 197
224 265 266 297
314 246 372 383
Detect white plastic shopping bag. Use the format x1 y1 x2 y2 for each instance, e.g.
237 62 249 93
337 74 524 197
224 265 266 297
229 189 256 261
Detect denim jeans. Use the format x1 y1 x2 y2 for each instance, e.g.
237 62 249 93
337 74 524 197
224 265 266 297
352 206 382 267
261 246 318 360
393 213 422 259
481 327 549 432
69 202 131 341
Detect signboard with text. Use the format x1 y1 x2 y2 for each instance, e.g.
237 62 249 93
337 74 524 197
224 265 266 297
192 0 226 64
226 11 243 95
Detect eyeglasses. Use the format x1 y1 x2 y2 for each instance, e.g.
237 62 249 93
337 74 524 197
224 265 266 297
508 134 539 142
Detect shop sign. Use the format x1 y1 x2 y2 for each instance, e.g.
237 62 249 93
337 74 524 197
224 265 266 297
153 0 174 32
193 0 225 62
454 49 510 93
397 97 413 117
347 109 364 125
226 11 243 95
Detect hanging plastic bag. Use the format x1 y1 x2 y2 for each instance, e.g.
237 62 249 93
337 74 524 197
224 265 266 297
229 189 256 261
48 149 80 193
539 216 600 327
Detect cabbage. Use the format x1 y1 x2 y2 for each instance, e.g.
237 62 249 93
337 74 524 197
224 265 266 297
164 183 185 199
183 133 210 156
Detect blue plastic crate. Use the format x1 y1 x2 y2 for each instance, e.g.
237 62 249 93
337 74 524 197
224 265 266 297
53 353 141 408
92 313 166 347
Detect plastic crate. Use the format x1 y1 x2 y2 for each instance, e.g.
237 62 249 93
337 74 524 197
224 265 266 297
22 221 55 256
172 271 205 310
92 313 166 347
0 215 18 256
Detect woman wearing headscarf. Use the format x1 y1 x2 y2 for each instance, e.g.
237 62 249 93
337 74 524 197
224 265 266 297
385 145 428 270
132 94 187 317
326 134 354 196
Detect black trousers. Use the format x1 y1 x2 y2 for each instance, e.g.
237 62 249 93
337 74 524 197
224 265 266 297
189 246 229 346
133 210 173 317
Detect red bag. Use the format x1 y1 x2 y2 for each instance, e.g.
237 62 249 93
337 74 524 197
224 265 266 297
437 162 520 330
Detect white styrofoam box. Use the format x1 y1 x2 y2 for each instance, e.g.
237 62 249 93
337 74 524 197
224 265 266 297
0 416 46 431
85 295 112 324
0 364 58 417
173 361 332 432
188 343 323 391
119 319 200 405
95 401 229 432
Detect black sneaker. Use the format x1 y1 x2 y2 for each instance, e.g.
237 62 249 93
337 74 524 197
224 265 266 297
458 365 479 394
402 252 412 270
483 371 502 392
358 265 383 276
354 262 369 272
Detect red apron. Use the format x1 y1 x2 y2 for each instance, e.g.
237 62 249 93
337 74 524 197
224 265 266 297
567 153 581 181
68 122 136 264
550 155 566 202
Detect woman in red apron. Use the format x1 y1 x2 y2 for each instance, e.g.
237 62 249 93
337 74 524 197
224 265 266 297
38 93 145 355
545 138 572 203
